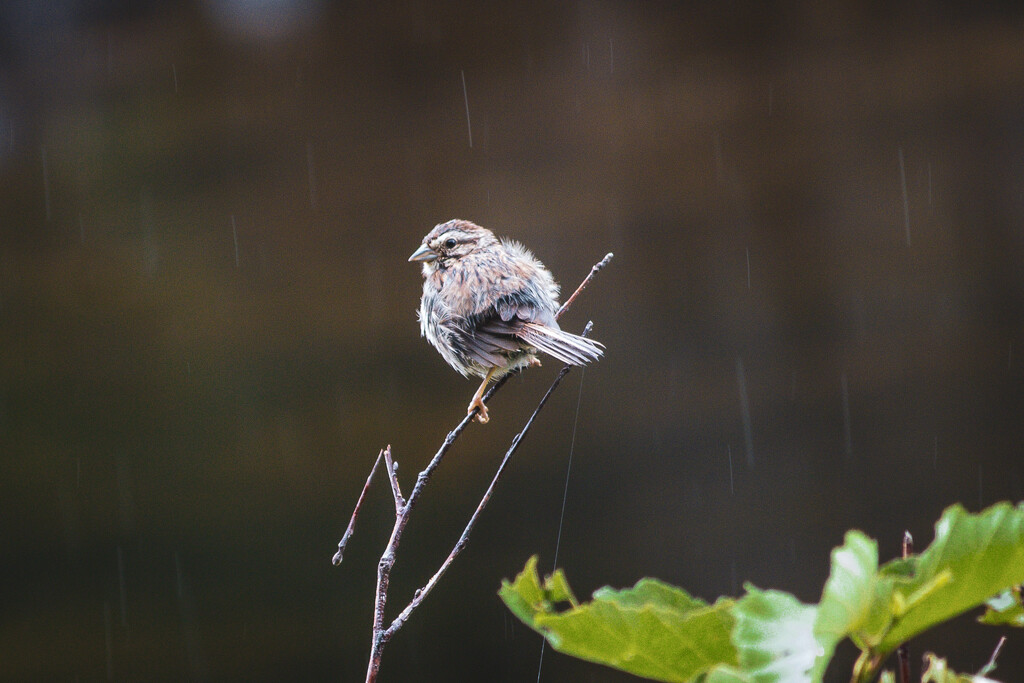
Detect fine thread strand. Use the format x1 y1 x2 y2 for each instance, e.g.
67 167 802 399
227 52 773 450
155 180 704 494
537 368 586 682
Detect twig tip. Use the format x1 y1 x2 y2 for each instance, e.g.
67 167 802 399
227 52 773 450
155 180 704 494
902 531 913 558
595 253 613 271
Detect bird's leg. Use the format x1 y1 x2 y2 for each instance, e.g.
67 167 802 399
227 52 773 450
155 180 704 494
468 367 498 424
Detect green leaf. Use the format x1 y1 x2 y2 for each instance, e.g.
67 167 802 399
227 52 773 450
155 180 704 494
593 579 706 613
500 504 1024 683
812 530 880 672
543 563 579 607
878 502 1024 651
978 588 1024 627
921 653 1002 683
499 555 577 627
814 531 878 636
499 557 737 683
731 585 820 683
878 556 917 580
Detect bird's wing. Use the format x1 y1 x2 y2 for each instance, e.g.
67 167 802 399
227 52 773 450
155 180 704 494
448 325 511 368
470 293 604 367
491 291 557 327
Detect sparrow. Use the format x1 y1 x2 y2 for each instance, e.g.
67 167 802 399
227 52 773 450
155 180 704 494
409 219 603 423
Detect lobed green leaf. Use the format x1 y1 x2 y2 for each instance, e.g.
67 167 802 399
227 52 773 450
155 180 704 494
499 557 737 683
731 586 820 683
920 653 1002 683
812 530 881 671
878 502 1024 651
498 503 1024 683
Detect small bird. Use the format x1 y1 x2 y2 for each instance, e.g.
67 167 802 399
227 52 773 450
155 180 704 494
410 219 603 423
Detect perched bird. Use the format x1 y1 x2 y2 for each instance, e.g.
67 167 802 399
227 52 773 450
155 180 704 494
409 219 603 423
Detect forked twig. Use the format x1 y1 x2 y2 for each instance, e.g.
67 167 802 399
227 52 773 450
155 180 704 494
385 322 593 642
333 254 612 682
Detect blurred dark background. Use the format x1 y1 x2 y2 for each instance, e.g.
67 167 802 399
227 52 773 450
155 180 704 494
1 1 1022 680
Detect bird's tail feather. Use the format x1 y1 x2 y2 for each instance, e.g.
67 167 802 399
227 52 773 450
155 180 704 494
519 323 604 366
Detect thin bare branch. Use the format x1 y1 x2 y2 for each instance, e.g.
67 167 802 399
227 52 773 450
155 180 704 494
383 447 405 511
347 254 612 682
897 531 913 683
385 322 594 640
332 449 385 566
557 252 613 319
978 635 1007 677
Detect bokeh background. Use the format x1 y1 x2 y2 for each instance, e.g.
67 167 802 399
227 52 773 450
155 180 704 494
2 1 1023 680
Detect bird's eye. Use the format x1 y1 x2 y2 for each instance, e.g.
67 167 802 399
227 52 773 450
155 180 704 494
444 238 457 249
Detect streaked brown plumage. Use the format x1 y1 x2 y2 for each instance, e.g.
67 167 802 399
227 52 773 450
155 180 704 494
409 219 603 423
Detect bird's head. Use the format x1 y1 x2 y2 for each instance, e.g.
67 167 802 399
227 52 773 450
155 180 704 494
409 219 498 272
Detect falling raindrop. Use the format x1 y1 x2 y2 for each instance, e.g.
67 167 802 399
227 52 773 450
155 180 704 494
41 146 51 222
713 133 725 184
117 547 128 630
172 63 178 93
727 444 734 494
175 553 207 678
609 38 614 75
745 247 751 289
174 553 183 600
898 148 910 246
927 162 932 207
115 451 135 534
57 482 81 555
841 373 852 458
104 602 113 681
460 70 472 149
106 30 113 78
231 215 239 268
306 141 317 210
736 357 753 467
140 190 158 275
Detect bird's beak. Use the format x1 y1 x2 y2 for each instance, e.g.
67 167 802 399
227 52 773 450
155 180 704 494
408 244 438 262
